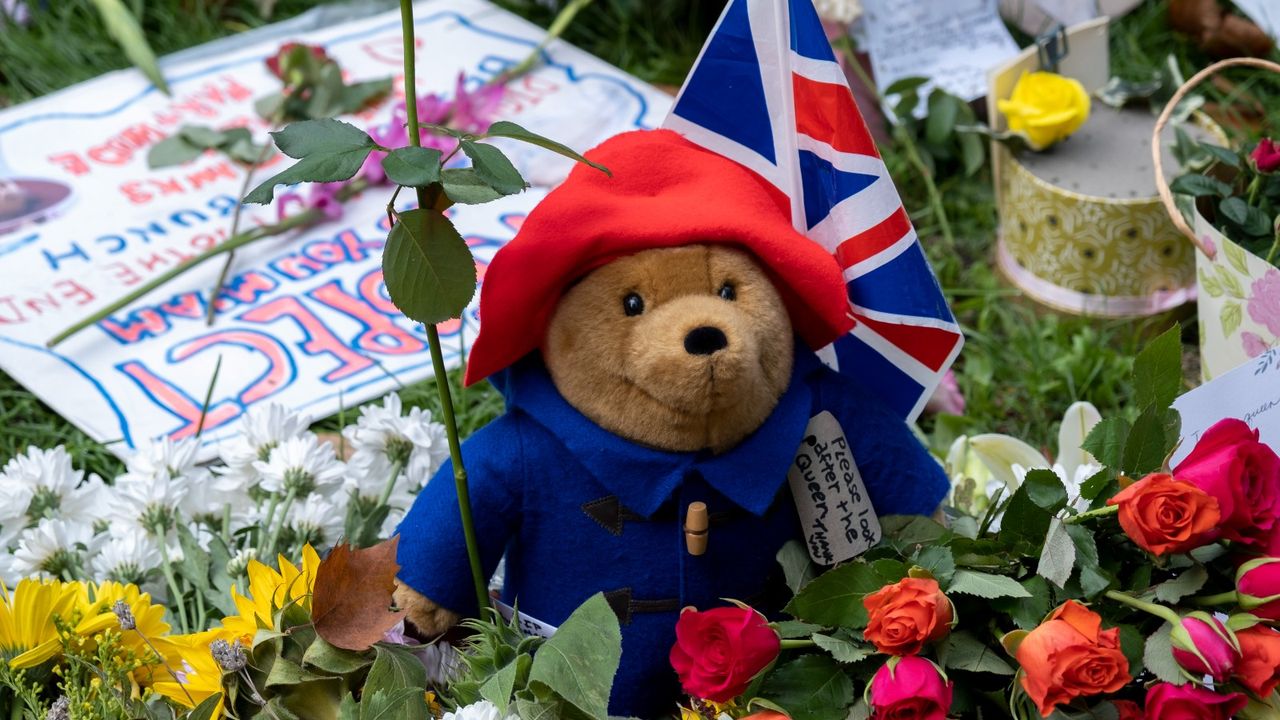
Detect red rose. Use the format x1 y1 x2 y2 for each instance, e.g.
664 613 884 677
1237 625 1280 696
868 656 952 720
862 577 954 656
1111 700 1142 720
1107 473 1220 556
266 42 331 81
669 606 780 702
1171 418 1280 548
1015 601 1129 717
1170 613 1239 681
1143 682 1246 720
1253 138 1280 174
1238 557 1280 620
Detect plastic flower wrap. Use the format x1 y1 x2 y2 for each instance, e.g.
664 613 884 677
997 71 1091 151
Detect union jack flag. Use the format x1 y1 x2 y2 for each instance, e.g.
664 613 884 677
664 0 963 422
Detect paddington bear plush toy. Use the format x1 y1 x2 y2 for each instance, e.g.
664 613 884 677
394 129 949 718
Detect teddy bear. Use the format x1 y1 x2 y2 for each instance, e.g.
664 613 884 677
393 129 949 718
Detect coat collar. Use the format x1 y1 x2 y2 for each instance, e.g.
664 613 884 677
498 351 814 518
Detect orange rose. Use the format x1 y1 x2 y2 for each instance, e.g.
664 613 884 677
862 577 953 656
1016 600 1129 717
1237 626 1280 696
1107 473 1221 555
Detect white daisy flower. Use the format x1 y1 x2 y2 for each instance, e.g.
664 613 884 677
121 437 210 487
343 393 449 499
109 467 190 539
6 518 97 584
442 700 518 720
0 445 106 528
254 435 345 497
0 473 34 552
284 494 344 550
90 527 163 587
215 403 310 490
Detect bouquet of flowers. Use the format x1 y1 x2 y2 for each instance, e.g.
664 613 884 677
668 327 1280 720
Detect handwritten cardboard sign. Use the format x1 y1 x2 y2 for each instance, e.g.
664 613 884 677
787 411 881 566
0 0 670 461
1172 350 1280 466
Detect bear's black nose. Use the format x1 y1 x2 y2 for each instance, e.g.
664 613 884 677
684 326 728 355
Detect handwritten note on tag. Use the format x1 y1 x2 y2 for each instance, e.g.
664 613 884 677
788 411 882 566
1171 349 1280 466
494 599 558 638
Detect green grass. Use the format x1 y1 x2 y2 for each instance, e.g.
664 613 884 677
2 0 1278 478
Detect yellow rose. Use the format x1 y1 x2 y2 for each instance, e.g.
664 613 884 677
997 71 1091 150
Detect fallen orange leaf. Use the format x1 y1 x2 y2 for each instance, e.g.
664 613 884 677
312 537 408 651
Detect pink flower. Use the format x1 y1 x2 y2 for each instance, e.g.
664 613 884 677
277 182 345 223
869 656 952 720
1143 682 1246 720
1243 331 1270 358
1170 613 1239 681
924 369 965 416
1172 418 1280 548
1253 138 1280 174
1249 269 1280 337
1238 557 1280 621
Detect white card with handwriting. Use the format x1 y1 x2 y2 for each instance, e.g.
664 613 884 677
788 411 882 566
1171 349 1280 466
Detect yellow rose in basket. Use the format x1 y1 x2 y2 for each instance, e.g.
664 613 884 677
997 71 1091 150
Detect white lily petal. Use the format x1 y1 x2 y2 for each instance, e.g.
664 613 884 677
1057 401 1102 477
969 434 1050 491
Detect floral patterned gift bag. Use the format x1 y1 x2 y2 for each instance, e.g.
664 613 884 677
1153 58 1280 379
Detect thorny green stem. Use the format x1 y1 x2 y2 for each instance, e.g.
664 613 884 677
1105 589 1182 626
1063 504 1119 524
401 0 490 616
206 124 281 325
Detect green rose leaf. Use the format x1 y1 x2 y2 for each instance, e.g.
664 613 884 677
759 654 854 720
1024 469 1068 513
925 91 959 146
1083 417 1129 470
1153 565 1208 604
913 545 957 586
937 631 1015 675
381 146 443 188
1132 326 1182 412
361 689 429 720
1143 623 1187 685
1037 517 1076 589
245 119 377 204
461 140 527 195
812 631 874 664
778 540 818 595
442 168 506 205
785 561 889 628
1122 406 1180 476
947 570 1031 600
527 593 622 720
364 644 428 697
484 120 611 175
382 208 478 325
148 135 205 169
1065 523 1112 598
1168 174 1231 197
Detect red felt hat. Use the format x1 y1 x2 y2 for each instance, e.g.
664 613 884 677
463 129 854 386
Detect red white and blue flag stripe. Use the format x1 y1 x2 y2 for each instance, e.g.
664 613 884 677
664 0 963 422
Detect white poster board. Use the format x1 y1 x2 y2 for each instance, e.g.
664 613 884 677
1172 349 1280 465
0 0 670 460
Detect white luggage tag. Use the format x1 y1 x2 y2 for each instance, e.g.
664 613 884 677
787 411 882 565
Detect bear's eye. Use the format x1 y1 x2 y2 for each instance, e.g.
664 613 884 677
622 292 645 317
718 282 736 301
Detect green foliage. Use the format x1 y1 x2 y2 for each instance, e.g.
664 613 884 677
382 208 479 325
244 119 377 204
149 125 271 169
87 0 169 94
381 147 444 188
759 655 854 720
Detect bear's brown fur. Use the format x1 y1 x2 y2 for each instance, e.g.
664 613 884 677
395 244 796 635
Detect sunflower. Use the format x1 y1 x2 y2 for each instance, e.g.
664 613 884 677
220 544 321 645
149 629 227 714
0 577 82 669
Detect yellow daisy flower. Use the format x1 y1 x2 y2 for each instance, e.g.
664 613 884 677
0 578 82 669
220 544 321 646
150 629 227 714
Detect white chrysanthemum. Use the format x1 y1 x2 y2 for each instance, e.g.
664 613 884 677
254 435 345 497
0 445 106 528
109 465 190 537
285 494 344 549
90 527 163 586
343 393 449 498
441 700 518 720
814 0 862 24
122 437 210 486
215 403 310 490
6 518 97 584
0 473 34 552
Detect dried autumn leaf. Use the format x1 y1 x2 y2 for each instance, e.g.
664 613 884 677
312 537 407 651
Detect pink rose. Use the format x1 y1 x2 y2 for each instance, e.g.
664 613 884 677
1172 418 1280 547
669 607 780 703
1143 682 1245 720
869 656 952 720
1249 269 1280 338
1243 331 1270 358
1253 138 1280 174
1170 613 1239 681
1238 557 1280 620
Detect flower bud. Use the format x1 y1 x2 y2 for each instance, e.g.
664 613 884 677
1171 612 1240 681
1238 557 1280 620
